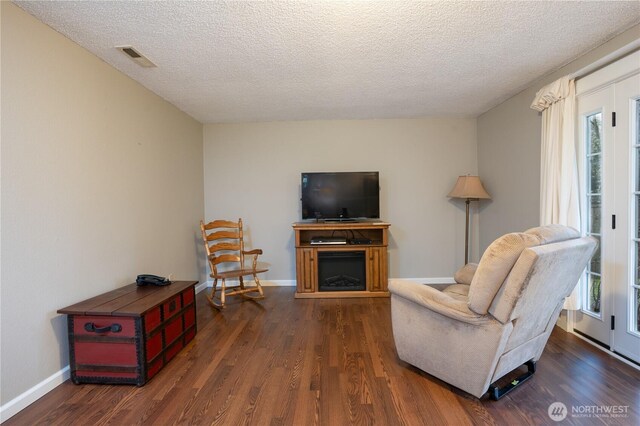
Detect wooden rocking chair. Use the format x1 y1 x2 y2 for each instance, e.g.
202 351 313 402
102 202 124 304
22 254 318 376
200 218 268 309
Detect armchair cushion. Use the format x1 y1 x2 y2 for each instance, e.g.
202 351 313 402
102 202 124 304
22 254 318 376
453 263 478 285
468 232 540 314
442 284 470 301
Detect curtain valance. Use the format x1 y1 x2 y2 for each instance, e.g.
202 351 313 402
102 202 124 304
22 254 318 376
530 76 573 112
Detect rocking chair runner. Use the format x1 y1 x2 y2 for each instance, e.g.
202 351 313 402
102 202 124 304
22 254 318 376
200 218 268 308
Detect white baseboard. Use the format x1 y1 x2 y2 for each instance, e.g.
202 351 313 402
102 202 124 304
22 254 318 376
569 330 640 372
0 366 70 423
204 278 455 287
195 281 209 293
204 279 296 287
391 277 456 285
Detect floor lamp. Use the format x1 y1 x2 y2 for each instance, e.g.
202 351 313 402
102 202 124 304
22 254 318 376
448 175 491 265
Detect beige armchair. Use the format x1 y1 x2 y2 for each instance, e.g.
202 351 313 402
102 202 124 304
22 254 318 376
389 225 597 399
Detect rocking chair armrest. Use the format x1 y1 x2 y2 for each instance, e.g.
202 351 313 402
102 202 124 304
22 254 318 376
243 249 263 256
242 249 263 270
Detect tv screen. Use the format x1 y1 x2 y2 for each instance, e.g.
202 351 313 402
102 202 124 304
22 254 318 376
301 172 380 220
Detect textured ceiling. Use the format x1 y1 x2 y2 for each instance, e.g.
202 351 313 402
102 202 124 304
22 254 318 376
14 1 640 123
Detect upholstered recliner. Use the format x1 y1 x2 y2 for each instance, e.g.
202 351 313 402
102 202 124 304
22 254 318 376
389 225 597 399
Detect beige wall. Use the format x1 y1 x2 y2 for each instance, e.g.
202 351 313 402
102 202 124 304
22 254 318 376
478 24 640 250
1 2 204 406
204 118 478 281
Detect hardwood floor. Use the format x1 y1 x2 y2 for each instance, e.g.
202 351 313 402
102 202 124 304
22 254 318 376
6 287 639 425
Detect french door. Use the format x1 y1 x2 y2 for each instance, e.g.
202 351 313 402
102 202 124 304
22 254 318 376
612 73 640 361
574 52 640 364
574 86 613 346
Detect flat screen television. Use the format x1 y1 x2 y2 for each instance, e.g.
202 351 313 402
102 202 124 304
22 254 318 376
301 172 380 221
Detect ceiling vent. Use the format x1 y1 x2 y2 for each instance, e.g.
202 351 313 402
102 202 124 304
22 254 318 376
116 46 156 68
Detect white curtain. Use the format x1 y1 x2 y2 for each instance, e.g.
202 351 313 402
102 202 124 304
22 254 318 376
531 76 582 310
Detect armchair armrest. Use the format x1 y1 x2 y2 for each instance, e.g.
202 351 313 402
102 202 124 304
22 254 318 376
454 263 478 285
389 280 492 325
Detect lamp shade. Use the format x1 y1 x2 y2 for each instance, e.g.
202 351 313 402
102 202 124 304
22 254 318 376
448 175 491 200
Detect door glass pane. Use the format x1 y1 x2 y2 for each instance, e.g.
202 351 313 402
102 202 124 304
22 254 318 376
587 273 601 314
584 112 603 315
636 98 640 145
589 195 601 234
635 241 640 287
590 238 601 274
636 195 640 239
636 147 640 190
588 114 602 154
590 155 602 193
635 288 640 333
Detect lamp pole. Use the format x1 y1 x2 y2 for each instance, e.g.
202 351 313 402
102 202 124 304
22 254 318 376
465 198 470 265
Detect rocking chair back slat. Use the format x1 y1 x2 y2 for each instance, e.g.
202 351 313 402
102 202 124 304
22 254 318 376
207 242 241 253
211 254 242 266
202 220 240 230
205 230 240 241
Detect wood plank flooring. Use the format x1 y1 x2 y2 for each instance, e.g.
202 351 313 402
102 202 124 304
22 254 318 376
6 287 640 425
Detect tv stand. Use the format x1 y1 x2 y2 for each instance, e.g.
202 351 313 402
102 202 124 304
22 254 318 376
292 221 390 298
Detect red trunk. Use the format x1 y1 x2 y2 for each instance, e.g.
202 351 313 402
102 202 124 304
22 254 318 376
59 281 198 386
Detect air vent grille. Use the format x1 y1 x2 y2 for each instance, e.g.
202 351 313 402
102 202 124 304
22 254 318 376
122 47 141 58
116 46 156 68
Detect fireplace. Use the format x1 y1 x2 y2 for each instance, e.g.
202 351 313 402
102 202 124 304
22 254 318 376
317 251 366 291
